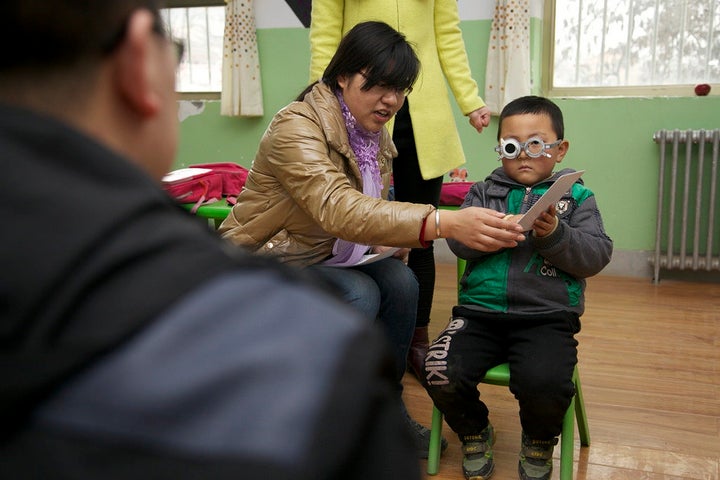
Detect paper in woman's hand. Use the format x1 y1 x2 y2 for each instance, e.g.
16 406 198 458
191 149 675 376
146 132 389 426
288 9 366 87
325 247 401 267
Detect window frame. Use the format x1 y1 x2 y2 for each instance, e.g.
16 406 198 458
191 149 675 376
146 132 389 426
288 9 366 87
165 0 223 8
164 0 225 99
541 0 718 98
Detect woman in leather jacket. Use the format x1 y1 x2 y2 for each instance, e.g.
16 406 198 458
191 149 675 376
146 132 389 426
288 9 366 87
309 0 494 382
219 21 524 457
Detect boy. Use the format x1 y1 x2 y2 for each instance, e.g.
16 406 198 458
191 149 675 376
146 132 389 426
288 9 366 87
423 96 612 480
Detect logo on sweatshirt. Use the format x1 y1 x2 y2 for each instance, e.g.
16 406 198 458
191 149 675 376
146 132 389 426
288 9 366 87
524 253 558 278
556 199 570 215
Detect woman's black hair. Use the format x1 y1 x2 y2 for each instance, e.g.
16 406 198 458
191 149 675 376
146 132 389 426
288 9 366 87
497 95 565 141
296 21 420 101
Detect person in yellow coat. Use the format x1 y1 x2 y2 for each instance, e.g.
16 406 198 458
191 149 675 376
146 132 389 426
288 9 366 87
309 0 492 382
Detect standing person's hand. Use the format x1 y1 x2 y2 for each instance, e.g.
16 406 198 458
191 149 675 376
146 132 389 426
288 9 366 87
468 106 492 133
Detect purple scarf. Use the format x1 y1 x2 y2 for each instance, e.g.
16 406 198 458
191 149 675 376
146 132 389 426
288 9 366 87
322 91 383 266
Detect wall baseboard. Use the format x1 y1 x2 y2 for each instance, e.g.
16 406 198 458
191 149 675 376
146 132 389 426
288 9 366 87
434 240 720 282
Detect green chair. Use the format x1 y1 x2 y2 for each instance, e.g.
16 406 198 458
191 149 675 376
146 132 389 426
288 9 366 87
426 363 589 479
426 258 590 479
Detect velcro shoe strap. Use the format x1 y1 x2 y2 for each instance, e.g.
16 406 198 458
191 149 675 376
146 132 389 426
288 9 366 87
520 437 558 460
462 442 490 455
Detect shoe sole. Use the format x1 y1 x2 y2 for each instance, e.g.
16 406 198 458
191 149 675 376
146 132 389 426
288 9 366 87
466 462 495 480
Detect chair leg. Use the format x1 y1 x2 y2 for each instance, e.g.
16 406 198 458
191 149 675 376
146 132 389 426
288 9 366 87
427 406 444 475
574 373 591 446
560 368 591 480
559 396 576 480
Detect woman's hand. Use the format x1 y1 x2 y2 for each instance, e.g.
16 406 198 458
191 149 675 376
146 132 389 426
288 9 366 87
441 207 525 252
468 106 492 133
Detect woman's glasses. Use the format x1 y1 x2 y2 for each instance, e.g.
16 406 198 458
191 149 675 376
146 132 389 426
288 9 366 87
359 72 413 98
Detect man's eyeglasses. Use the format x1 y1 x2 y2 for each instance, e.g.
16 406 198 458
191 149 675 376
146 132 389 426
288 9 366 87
154 18 185 65
170 37 185 64
495 137 563 160
359 72 413 98
102 12 184 64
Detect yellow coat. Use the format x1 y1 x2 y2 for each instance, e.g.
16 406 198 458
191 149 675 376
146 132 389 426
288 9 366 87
309 0 486 180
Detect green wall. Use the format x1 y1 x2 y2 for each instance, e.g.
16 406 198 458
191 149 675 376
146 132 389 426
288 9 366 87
175 22 720 254
176 28 311 168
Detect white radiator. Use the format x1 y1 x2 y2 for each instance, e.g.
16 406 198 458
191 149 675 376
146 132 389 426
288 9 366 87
651 129 720 283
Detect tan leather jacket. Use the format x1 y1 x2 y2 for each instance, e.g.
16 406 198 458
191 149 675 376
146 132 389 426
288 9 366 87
219 82 435 267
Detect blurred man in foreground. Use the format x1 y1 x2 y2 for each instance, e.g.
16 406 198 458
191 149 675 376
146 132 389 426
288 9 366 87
0 2 419 478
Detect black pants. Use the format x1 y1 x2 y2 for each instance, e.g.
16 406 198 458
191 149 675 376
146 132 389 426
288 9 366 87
392 101 443 328
423 307 580 441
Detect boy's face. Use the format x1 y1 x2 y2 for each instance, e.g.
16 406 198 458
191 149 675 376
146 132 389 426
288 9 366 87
498 113 568 186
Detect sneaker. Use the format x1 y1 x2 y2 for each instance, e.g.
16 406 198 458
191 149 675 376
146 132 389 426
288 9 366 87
461 423 495 480
518 431 558 480
406 414 448 459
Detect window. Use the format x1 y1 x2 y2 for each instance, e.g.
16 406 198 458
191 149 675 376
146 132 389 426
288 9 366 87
545 0 720 96
161 2 225 95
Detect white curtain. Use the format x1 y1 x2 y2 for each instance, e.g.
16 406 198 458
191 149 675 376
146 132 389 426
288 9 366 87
221 0 264 117
484 0 531 114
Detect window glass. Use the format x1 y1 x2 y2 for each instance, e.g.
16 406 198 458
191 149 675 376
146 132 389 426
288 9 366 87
161 6 225 93
550 0 719 94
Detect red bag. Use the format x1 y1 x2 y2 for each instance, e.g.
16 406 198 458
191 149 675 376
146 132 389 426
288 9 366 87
162 162 249 212
440 181 473 206
190 162 248 201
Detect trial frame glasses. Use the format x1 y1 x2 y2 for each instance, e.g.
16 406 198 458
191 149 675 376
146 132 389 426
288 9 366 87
495 137 563 160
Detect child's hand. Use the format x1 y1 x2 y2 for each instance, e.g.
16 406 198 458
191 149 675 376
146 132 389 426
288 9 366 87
532 204 559 237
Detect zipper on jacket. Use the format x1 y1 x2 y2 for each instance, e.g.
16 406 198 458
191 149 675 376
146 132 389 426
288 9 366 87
522 187 531 209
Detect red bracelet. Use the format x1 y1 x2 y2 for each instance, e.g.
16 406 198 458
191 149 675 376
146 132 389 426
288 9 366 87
419 216 430 248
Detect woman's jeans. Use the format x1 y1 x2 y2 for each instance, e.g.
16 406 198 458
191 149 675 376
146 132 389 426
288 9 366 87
310 257 418 383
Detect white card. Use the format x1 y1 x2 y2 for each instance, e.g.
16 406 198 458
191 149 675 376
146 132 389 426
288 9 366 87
517 170 585 231
162 168 211 183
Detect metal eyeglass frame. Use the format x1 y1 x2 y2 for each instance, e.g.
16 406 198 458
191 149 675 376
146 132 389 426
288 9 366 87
495 137 563 160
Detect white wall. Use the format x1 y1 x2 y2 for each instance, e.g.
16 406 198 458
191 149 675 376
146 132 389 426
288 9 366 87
254 0 304 28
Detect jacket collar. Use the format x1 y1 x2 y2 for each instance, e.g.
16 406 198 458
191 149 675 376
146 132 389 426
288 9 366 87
306 82 397 161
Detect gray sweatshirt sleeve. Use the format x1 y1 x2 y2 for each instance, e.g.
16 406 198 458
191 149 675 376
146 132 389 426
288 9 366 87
531 194 613 278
